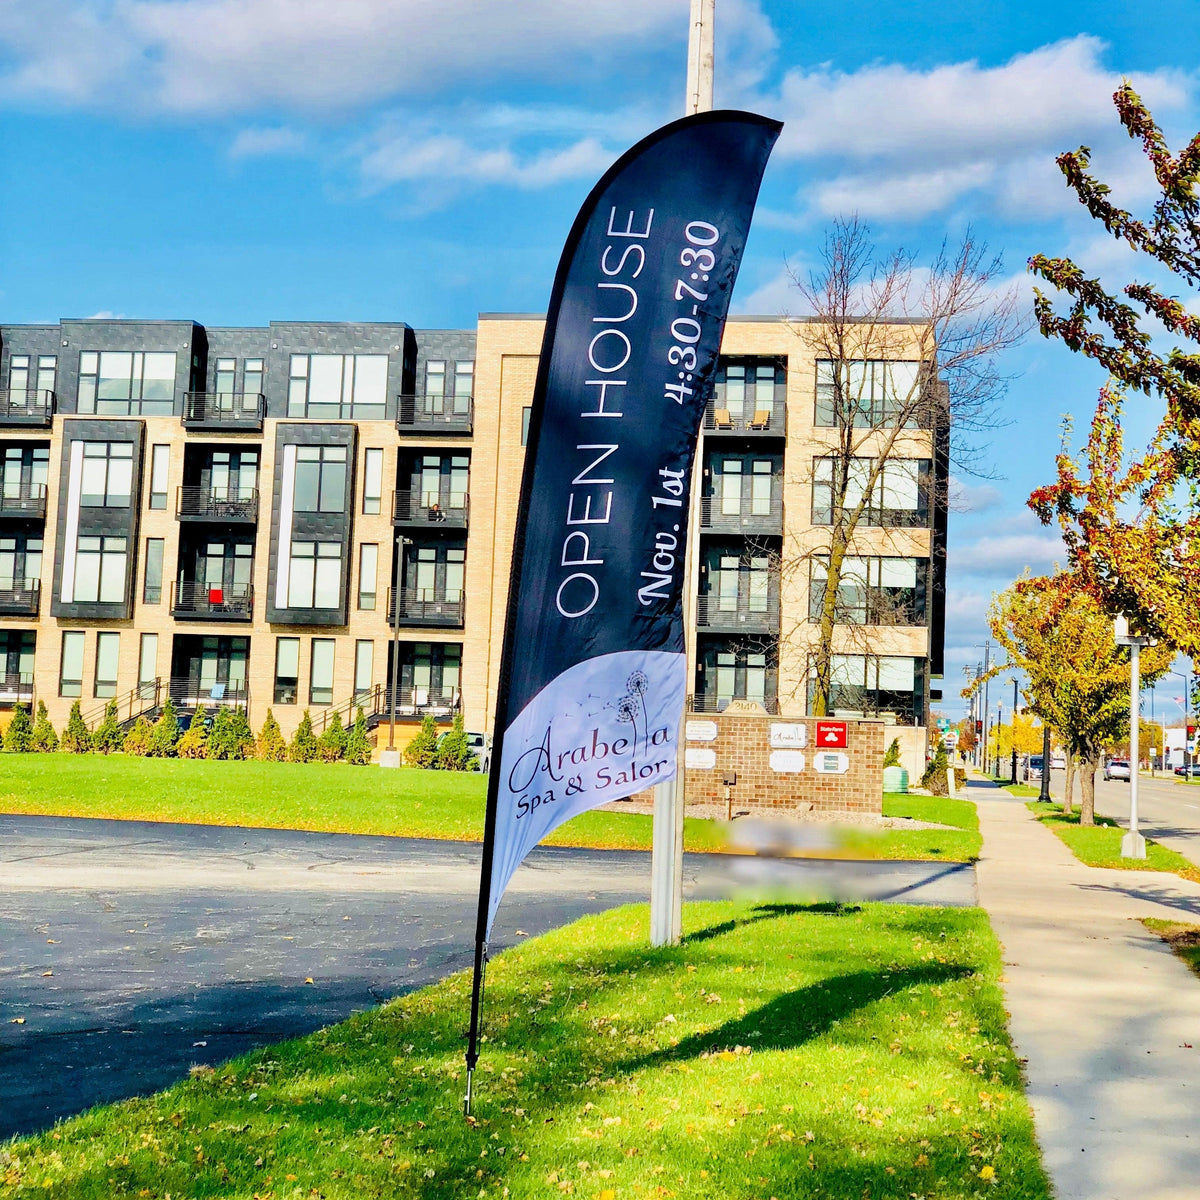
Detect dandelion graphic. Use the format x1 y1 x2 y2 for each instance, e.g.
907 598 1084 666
614 671 650 753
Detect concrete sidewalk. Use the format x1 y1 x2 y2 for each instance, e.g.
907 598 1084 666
973 778 1200 1200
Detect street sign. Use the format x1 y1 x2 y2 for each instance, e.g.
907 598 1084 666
945 731 959 749
815 720 848 748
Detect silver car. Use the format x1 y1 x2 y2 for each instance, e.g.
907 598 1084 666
1104 759 1131 782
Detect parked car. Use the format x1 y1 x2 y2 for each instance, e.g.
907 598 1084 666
1024 754 1044 782
1104 759 1131 782
1051 752 1067 770
1174 763 1200 778
435 728 492 773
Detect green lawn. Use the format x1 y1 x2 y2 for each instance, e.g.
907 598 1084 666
0 900 1049 1199
1027 801 1200 880
1144 918 1200 978
0 755 979 861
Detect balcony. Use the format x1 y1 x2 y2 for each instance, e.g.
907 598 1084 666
700 494 783 535
0 672 34 709
170 581 254 621
702 400 786 438
176 486 259 524
0 483 48 520
167 677 249 710
696 595 779 635
378 684 459 722
392 489 469 530
0 580 41 617
182 392 266 432
688 692 780 715
396 395 473 436
0 390 55 428
387 587 465 628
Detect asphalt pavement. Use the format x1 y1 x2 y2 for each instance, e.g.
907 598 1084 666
0 813 975 1138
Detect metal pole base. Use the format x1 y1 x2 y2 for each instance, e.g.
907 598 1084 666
1121 830 1147 859
464 1067 475 1118
379 749 401 769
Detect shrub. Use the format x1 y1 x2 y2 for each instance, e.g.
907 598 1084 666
435 711 477 771
403 713 439 768
920 743 950 797
92 699 124 754
123 717 153 756
882 737 902 768
344 707 372 766
288 710 318 763
227 707 255 759
5 704 33 753
60 701 92 754
176 719 208 759
31 701 57 753
317 711 348 762
148 699 180 758
256 710 287 762
209 707 255 760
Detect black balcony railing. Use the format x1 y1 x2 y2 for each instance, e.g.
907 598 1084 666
0 482 48 519
396 395 473 435
392 489 469 529
696 594 779 633
182 392 266 431
377 684 460 721
176 486 259 522
700 494 783 533
170 580 254 621
167 677 249 710
387 587 465 627
703 400 785 436
0 579 41 616
0 389 55 427
0 672 34 709
688 692 780 715
81 680 163 729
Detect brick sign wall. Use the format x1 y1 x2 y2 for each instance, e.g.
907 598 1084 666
680 710 885 815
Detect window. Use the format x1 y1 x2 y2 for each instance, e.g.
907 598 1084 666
94 631 120 699
60 631 85 697
816 654 923 725
362 448 383 515
293 445 347 513
138 633 158 697
815 359 921 428
522 406 532 446
78 350 176 415
209 448 258 500
0 536 41 589
287 541 342 609
309 639 335 706
398 642 461 705
214 357 236 395
149 444 169 509
243 358 264 397
74 536 127 604
810 557 925 625
425 360 445 402
354 640 373 701
1 445 49 497
9 354 55 399
698 643 776 712
288 353 387 418
454 361 474 406
143 538 164 604
358 543 378 610
8 355 28 393
37 356 56 396
80 442 134 508
715 359 780 423
812 456 928 526
751 460 773 515
274 638 300 704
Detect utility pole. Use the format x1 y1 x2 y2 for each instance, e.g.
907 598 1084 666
1010 678 1018 785
652 0 715 948
980 641 991 778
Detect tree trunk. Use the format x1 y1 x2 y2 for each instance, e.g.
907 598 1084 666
811 528 849 717
1062 750 1074 816
1079 751 1100 826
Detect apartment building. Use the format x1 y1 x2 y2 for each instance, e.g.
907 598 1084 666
0 316 946 761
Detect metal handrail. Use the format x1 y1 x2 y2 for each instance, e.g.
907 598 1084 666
0 579 41 614
703 399 785 434
386 586 465 627
392 489 469 527
0 390 55 425
700 494 783 529
396 395 473 433
81 679 162 729
314 683 388 732
696 594 779 629
176 485 259 521
167 677 249 710
182 392 266 427
0 482 49 516
688 692 780 715
170 580 254 619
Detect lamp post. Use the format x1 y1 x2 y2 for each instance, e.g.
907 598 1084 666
1115 615 1149 859
380 533 407 769
1010 678 1019 785
1168 666 1192 773
1038 720 1052 802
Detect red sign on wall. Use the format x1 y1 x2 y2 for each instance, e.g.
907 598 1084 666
815 720 848 748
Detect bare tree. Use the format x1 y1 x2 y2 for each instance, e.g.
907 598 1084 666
785 218 1026 717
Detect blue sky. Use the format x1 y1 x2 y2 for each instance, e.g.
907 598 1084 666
2 0 1198 719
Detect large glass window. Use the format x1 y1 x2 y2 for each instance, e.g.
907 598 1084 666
209 449 258 500
0 535 41 590
60 631 85 698
293 445 347 513
697 641 777 712
362 448 383 515
288 542 342 609
811 456 928 527
358 543 378 610
399 642 461 705
214 357 236 395
74 536 127 604
354 640 373 701
817 654 923 725
8 355 28 393
94 631 120 699
10 355 55 399
275 638 300 704
809 557 926 625
1 445 49 498
138 633 158 696
815 359 921 428
309 639 335 706
243 358 264 397
80 442 134 508
78 350 176 415
288 353 387 418
149 444 169 509
714 359 781 424
143 538 164 604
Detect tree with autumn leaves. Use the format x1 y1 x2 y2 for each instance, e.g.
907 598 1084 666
1027 82 1200 658
976 573 1171 826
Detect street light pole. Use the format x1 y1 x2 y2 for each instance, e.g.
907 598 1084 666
1010 678 1018 785
980 641 991 777
1115 615 1148 858
1038 721 1052 802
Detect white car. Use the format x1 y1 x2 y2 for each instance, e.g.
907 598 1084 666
1104 759 1131 782
1051 752 1066 770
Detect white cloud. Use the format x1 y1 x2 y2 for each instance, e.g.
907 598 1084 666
952 530 1065 576
948 477 1005 514
229 126 306 159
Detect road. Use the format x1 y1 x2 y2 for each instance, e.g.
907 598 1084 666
0 813 975 1138
1045 769 1200 865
